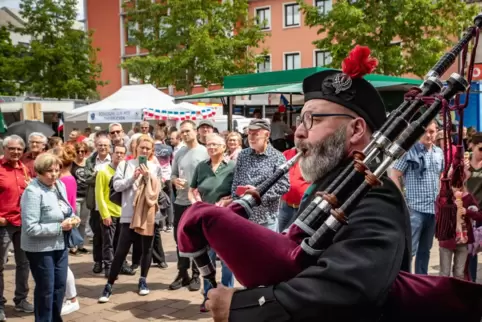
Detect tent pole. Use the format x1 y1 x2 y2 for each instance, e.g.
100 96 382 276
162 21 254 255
289 93 293 127
228 97 233 132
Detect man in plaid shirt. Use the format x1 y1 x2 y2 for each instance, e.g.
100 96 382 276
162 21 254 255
389 121 443 275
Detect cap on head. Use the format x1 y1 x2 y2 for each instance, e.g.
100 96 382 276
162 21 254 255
197 120 214 129
302 45 386 131
247 119 270 132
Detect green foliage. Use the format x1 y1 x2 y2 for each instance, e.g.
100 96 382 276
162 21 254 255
0 26 20 95
299 0 479 78
122 0 267 94
9 0 105 99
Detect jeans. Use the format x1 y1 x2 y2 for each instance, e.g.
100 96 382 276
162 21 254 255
439 245 469 279
75 198 90 248
261 219 277 232
410 209 436 275
203 249 234 299
0 225 29 309
173 203 199 276
26 249 68 322
277 201 298 233
89 210 103 263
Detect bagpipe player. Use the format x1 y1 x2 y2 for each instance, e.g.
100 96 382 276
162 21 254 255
205 46 412 321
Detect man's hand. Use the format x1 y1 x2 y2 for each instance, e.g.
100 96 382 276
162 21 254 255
103 217 112 226
205 286 236 322
0 218 7 227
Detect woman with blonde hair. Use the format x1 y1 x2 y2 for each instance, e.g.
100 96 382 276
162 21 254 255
225 132 243 162
98 134 163 303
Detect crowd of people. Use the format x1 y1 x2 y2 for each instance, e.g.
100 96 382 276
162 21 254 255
0 109 480 321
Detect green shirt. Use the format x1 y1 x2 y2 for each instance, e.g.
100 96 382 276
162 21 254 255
191 159 235 204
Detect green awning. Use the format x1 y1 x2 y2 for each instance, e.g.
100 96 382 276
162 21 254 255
176 79 422 101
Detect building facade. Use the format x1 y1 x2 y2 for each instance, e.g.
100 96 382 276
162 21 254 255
85 0 472 99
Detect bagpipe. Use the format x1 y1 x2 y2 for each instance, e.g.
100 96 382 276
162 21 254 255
177 14 482 322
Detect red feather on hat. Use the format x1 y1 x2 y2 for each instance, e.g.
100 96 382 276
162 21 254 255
341 45 378 78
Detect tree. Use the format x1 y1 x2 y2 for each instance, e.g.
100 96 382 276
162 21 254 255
299 0 479 78
10 0 104 99
122 0 268 94
0 26 21 95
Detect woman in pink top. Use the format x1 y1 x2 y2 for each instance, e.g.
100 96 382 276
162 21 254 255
51 145 81 316
224 132 243 162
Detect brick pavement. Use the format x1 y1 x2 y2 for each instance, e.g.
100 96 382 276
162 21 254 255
2 232 481 322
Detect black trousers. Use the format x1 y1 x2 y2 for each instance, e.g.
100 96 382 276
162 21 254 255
173 203 199 276
101 217 121 268
132 223 165 265
108 224 154 285
89 210 103 263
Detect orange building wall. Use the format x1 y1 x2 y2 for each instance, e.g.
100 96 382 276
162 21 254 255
86 0 122 98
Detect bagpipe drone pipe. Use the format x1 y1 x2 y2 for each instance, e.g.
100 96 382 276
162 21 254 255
177 14 482 322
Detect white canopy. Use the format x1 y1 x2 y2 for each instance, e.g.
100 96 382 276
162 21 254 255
65 84 176 122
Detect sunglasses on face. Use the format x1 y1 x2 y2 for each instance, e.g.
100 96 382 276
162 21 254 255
110 130 121 135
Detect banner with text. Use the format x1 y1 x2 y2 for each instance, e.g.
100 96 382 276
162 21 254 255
88 110 143 124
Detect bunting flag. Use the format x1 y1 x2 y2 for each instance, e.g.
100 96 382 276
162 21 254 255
143 107 216 121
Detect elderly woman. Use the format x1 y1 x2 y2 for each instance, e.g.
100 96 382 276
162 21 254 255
225 132 243 162
98 135 162 303
20 153 80 322
188 133 235 312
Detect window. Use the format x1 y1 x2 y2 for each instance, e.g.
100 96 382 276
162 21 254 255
315 50 332 67
284 3 300 27
284 53 300 70
126 20 137 43
256 56 271 73
255 7 271 30
314 0 332 15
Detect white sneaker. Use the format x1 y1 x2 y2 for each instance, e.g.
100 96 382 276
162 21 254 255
61 300 80 316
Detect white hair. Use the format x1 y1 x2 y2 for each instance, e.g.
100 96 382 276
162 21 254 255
3 135 25 149
28 132 47 144
128 133 143 153
108 123 123 132
205 133 226 145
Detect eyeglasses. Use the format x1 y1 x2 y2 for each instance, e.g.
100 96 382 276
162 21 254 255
110 130 121 135
301 112 355 130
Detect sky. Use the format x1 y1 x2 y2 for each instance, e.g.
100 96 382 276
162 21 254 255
0 0 84 19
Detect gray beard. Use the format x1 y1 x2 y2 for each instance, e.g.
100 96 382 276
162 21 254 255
296 127 347 183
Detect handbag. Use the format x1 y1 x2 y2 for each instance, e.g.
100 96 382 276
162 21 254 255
109 163 127 206
54 183 83 248
157 188 171 211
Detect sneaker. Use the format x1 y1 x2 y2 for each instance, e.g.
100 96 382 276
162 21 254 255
120 264 135 275
77 247 90 254
15 299 34 313
0 309 6 321
169 271 190 290
200 299 209 313
188 276 201 292
157 262 168 269
138 278 150 296
98 284 112 303
61 299 80 316
130 264 139 272
92 262 103 274
165 225 173 232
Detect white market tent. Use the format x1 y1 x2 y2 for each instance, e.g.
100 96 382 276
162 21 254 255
64 84 177 122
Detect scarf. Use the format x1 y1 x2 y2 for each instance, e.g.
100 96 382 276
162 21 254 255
131 172 160 236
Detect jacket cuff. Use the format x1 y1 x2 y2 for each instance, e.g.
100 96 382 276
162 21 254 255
229 286 290 322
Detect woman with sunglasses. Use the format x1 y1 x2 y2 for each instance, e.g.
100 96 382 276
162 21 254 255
71 142 90 254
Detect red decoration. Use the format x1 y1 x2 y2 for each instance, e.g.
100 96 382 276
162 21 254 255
341 45 378 79
278 105 286 113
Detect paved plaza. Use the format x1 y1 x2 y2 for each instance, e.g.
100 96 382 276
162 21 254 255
2 231 481 322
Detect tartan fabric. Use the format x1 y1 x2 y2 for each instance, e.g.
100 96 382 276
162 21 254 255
392 144 444 214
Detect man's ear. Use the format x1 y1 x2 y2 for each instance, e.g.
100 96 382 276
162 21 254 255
347 117 369 146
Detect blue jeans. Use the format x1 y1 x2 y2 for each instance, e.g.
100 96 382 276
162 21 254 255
26 249 68 322
277 201 298 233
203 249 234 299
468 254 478 282
410 209 436 275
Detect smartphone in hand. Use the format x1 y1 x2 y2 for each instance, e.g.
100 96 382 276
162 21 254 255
235 186 248 197
138 155 147 166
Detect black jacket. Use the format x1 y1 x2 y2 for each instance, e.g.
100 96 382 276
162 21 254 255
229 163 411 322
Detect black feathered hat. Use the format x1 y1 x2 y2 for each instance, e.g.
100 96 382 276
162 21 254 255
303 46 386 131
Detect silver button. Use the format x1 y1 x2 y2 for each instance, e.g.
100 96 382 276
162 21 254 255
258 296 265 306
